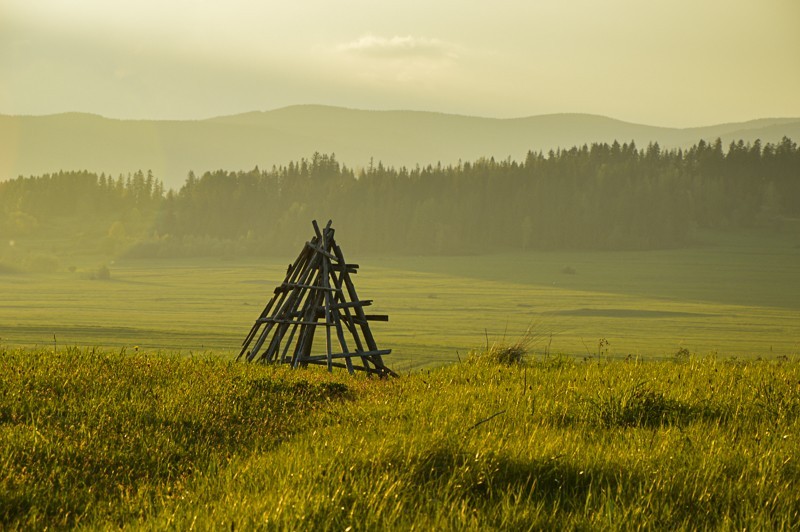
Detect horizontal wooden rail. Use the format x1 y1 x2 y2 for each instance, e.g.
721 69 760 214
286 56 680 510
299 349 392 363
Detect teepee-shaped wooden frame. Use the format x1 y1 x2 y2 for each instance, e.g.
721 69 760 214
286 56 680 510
237 220 396 377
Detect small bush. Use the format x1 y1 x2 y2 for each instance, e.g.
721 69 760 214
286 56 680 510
90 265 111 280
674 347 691 361
469 330 539 366
480 342 528 365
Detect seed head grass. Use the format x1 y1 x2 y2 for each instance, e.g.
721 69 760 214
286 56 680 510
468 325 545 366
1 346 798 529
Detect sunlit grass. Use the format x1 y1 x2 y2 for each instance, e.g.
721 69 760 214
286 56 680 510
1 235 799 368
1 346 798 529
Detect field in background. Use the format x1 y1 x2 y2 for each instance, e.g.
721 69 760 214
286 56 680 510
2 231 798 368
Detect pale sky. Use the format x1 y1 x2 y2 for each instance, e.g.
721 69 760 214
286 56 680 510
2 0 799 127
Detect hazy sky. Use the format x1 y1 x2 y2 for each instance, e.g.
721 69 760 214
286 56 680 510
2 0 799 126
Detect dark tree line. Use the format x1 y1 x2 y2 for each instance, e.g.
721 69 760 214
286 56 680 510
0 169 163 238
2 139 798 257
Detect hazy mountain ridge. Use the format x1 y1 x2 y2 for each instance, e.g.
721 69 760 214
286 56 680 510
2 105 799 189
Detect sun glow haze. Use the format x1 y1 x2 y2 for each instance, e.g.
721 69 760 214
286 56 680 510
2 0 799 126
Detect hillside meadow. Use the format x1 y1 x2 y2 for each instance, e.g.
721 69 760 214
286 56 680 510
1 230 798 366
1 346 798 529
2 210 799 528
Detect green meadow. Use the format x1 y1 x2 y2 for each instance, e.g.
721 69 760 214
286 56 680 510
2 229 800 528
1 230 798 367
2 347 798 529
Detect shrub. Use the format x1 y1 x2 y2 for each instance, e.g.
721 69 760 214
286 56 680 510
674 347 691 361
468 327 545 366
90 264 111 280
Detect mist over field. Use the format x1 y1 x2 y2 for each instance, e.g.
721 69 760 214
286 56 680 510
1 0 799 423
1 136 799 360
3 108 800 189
3 1 800 528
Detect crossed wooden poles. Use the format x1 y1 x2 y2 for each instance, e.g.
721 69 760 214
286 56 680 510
237 220 396 377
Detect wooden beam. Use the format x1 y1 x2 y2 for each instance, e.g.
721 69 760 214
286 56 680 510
330 263 359 273
328 300 372 310
304 241 340 262
258 317 331 326
298 349 392 363
276 282 338 293
303 359 392 376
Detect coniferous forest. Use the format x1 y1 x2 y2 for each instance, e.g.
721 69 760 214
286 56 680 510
1 137 798 258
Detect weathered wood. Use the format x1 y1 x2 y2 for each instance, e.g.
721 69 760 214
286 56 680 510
238 220 394 377
328 300 372 310
324 265 355 373
276 282 338 292
299 349 392 362
321 228 334 372
256 247 326 361
293 272 325 367
328 267 365 373
243 240 319 360
312 219 323 240
303 359 391 376
258 318 332 326
237 240 314 359
330 263 359 273
331 241 385 366
304 241 340 262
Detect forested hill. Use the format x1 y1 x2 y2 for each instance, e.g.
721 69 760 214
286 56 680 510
1 138 798 261
2 106 800 189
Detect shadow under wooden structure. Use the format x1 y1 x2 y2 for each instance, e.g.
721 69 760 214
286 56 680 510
237 220 396 377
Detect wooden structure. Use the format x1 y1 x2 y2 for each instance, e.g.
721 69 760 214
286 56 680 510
237 220 396 377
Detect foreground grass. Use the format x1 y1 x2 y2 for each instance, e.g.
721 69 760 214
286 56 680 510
1 348 799 529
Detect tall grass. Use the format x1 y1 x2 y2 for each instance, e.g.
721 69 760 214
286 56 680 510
1 346 798 529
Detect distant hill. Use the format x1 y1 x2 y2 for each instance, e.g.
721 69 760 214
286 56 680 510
2 105 799 189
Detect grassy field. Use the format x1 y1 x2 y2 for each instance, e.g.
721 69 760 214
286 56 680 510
1 230 798 367
2 231 799 528
1 347 798 529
